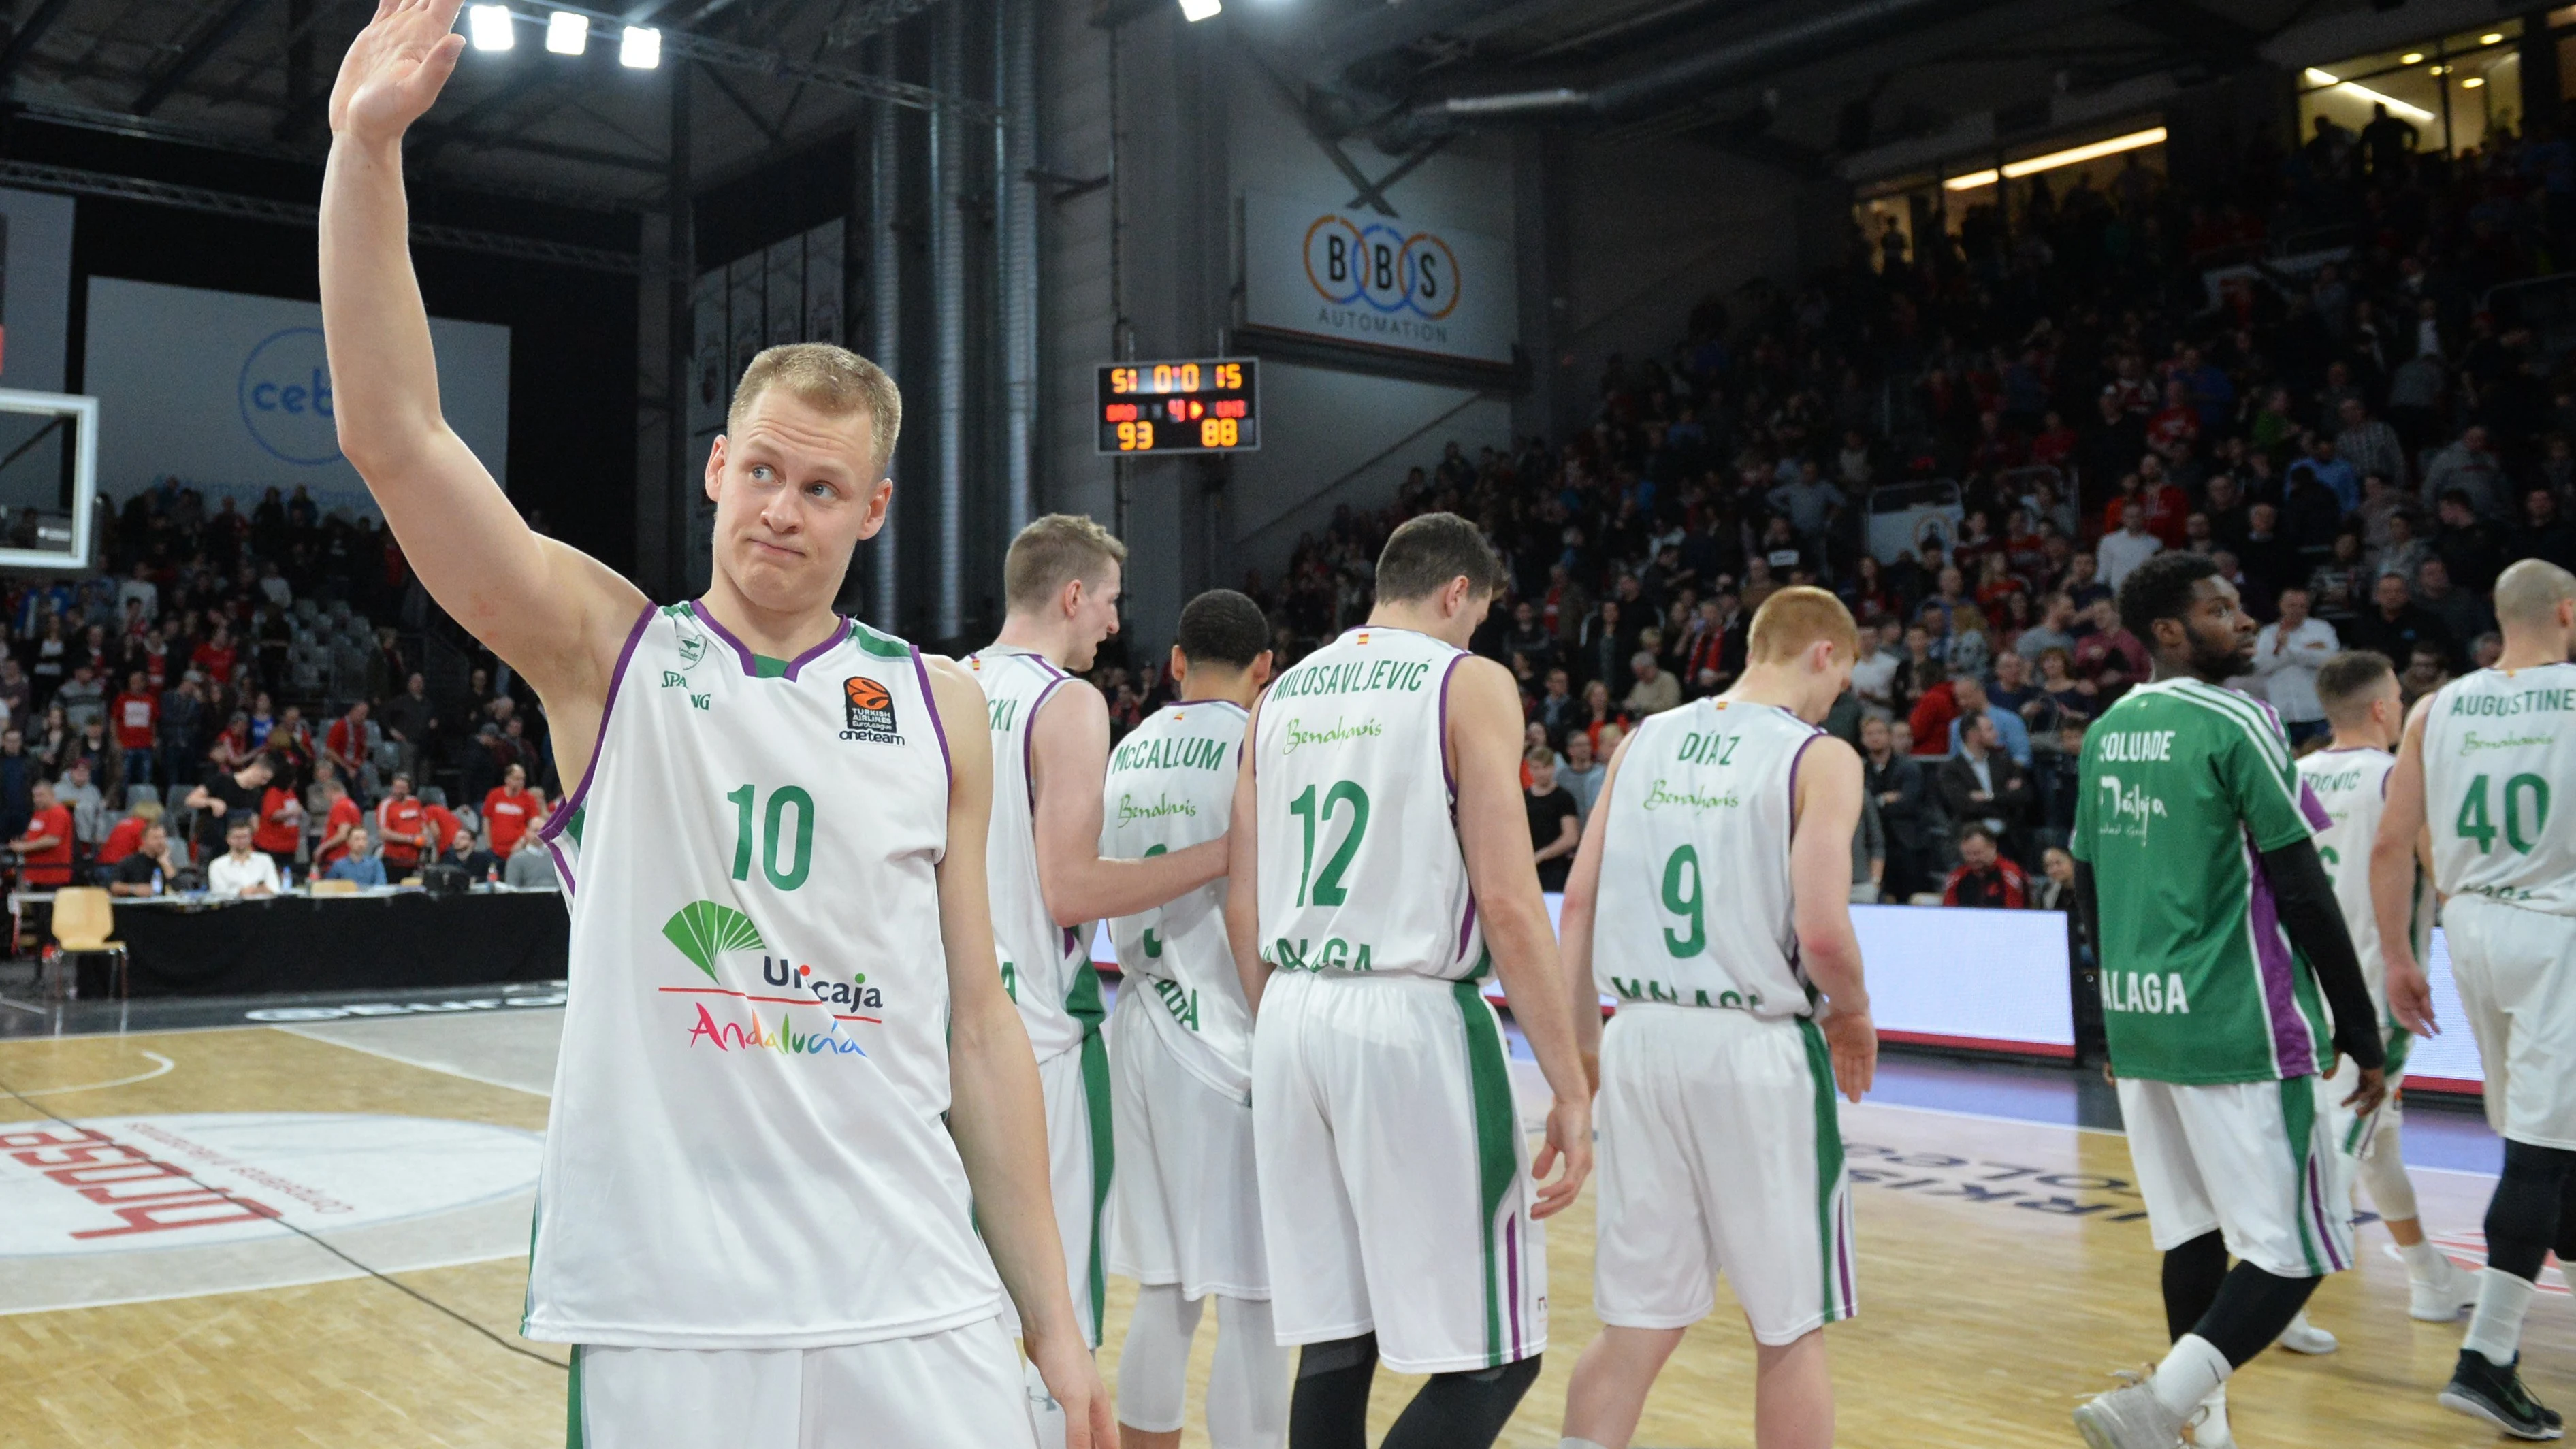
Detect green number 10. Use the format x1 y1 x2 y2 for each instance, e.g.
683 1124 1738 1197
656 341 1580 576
727 783 816 890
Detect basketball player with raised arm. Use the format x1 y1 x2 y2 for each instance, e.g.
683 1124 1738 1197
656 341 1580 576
1555 587 1875 1449
969 516 1233 1426
2297 651 2481 1330
1224 512 1593 1449
1098 589 1288 1449
2374 558 2576 1439
321 5 1105 1444
2067 553 2386 1449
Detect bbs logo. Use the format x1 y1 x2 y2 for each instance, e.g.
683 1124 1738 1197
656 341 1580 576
841 675 901 744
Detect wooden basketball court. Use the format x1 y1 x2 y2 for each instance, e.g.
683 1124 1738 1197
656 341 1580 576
0 1007 2542 1448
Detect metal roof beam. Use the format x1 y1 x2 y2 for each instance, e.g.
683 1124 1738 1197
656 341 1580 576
133 0 276 116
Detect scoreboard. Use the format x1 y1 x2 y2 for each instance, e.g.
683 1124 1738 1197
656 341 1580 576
1095 357 1259 455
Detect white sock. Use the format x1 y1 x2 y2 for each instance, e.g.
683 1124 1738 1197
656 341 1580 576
2397 1239 2448 1280
2465 1269 2540 1367
1559 1439 1614 1449
1116 1284 1202 1434
2150 1335 2232 1422
1209 1295 1290 1449
2195 1384 2233 1448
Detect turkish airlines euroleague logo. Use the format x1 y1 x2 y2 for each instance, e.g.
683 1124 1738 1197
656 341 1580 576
841 675 902 745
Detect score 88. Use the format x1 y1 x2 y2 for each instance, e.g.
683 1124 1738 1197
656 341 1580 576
1198 417 1240 448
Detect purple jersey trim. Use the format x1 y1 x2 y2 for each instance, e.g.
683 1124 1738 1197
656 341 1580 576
779 617 851 681
686 599 760 677
2296 778 2333 833
538 603 653 843
1436 651 1467 801
910 645 953 792
1022 662 1069 812
543 835 577 898
1456 894 1479 966
1505 1211 1523 1361
1786 726 1825 838
2241 836 2319 1075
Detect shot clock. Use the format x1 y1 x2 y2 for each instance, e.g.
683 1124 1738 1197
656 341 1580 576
1095 357 1259 455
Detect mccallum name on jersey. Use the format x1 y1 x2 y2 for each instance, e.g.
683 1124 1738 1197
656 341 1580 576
2102 970 2191 1015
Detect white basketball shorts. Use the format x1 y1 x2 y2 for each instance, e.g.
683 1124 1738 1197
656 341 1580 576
570 1316 1035 1448
2116 1074 2353 1278
1034 1033 1109 1350
1591 1005 1857 1345
2443 896 2576 1150
1251 969 1545 1374
1107 982 1268 1300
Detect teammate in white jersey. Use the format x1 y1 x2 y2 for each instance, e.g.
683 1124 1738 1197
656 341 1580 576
320 8 1106 1444
1555 587 1875 1449
1225 512 1593 1449
969 515 1232 1425
2375 558 2576 1438
2300 651 2481 1326
1098 589 1287 1449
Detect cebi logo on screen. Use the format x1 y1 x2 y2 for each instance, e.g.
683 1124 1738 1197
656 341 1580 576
237 327 342 466
1300 214 1462 348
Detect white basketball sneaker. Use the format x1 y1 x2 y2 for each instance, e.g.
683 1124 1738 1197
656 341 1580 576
2274 1310 2337 1354
2075 1371 2189 1449
2189 1385 2236 1449
2401 1246 2482 1322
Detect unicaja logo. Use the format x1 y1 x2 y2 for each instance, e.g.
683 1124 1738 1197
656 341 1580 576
1302 214 1461 321
238 327 342 466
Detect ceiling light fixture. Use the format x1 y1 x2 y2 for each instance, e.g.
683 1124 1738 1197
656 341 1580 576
2304 67 2440 122
2401 52 2424 65
466 4 515 50
1942 125 2167 191
2464 76 2486 88
619 25 660 67
1178 0 1221 19
545 11 587 54
2481 32 2505 44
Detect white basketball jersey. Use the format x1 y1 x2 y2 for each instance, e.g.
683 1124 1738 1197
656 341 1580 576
1254 626 1484 979
1099 698 1251 1100
2423 663 2576 917
524 602 1003 1349
1592 696 1823 1017
2296 747 2433 1022
967 646 1099 1060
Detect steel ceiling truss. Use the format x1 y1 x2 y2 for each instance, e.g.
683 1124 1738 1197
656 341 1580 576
0 156 646 272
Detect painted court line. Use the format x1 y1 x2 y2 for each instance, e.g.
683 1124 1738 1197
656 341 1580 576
6 1051 175 1097
272 1027 554 1099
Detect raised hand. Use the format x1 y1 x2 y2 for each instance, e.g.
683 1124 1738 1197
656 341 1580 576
330 0 468 146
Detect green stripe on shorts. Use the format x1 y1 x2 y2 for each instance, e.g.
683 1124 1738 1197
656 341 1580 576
1070 962 1113 1346
2383 1026 2412 1080
1798 1017 1846 1325
566 1344 585 1449
2280 1077 2323 1276
1453 979 1519 1369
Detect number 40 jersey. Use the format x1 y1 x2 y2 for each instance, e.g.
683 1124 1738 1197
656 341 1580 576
2423 662 2576 915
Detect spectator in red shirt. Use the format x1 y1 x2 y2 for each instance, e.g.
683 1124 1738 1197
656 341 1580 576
97 802 152 868
325 700 378 796
191 624 238 687
254 783 305 874
1907 676 1961 758
110 671 158 785
376 772 430 875
1942 824 2029 909
314 777 364 870
11 781 74 887
423 802 464 864
482 763 540 859
2144 378 2201 461
2071 598 2152 701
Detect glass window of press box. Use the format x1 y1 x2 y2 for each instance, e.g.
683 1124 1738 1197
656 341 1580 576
1854 125 2168 273
2297 20 2522 159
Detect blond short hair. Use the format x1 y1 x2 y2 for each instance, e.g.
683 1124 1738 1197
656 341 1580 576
1747 585 1861 664
1005 514 1127 613
728 343 903 476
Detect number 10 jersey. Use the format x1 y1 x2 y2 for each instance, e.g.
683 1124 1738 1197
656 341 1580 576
1253 626 1483 980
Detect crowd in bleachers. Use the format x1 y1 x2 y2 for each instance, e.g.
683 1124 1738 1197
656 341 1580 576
1 478 562 899
1231 107 2576 909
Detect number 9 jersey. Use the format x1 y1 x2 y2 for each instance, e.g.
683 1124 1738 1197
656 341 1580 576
1252 626 1483 979
1591 698 1825 1015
